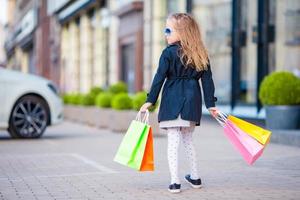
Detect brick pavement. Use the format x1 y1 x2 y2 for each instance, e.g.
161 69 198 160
0 117 299 200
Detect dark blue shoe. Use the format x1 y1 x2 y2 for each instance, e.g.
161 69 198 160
168 183 181 193
185 174 202 189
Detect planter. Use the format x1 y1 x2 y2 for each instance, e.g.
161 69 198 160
73 106 87 123
149 112 166 136
96 108 115 129
109 110 136 132
63 105 166 136
63 105 73 119
63 105 83 121
81 106 99 126
266 105 300 129
64 105 95 124
109 110 166 136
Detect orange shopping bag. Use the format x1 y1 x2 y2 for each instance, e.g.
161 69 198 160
139 127 154 171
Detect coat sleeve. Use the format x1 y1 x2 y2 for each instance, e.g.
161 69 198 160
201 62 217 109
146 49 170 105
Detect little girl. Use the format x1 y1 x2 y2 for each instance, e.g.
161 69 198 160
140 13 219 193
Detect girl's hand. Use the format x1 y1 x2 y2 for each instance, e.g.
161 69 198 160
208 107 219 118
140 102 153 112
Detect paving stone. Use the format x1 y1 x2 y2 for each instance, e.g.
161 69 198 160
0 120 299 199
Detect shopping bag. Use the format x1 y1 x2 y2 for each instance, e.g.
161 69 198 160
114 110 154 171
139 127 154 171
113 120 148 169
126 124 151 170
216 112 265 165
228 115 271 145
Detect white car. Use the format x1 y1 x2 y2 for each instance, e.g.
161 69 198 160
0 68 63 138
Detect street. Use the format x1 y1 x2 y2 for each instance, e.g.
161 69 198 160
0 117 300 200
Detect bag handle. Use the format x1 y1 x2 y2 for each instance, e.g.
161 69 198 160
214 111 228 127
214 112 244 137
135 110 149 124
142 110 149 124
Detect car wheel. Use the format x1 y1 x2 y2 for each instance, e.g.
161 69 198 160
8 95 49 139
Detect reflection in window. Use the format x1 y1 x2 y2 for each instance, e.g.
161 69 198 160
284 6 300 45
193 1 232 103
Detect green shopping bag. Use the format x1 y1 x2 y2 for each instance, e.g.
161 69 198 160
114 111 150 170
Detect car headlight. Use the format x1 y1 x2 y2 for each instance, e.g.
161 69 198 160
47 82 59 96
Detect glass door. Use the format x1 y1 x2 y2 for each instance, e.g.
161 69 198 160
121 43 135 93
231 0 258 107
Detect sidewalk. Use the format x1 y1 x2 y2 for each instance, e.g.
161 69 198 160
0 117 299 199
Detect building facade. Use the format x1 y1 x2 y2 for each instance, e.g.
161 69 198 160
3 0 299 118
56 0 145 94
56 0 111 93
155 0 300 117
4 0 61 86
144 0 300 117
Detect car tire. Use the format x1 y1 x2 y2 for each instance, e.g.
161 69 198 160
8 95 49 139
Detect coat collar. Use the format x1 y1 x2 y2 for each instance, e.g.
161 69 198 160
167 41 181 47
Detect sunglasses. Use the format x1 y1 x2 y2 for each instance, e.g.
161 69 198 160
164 27 173 36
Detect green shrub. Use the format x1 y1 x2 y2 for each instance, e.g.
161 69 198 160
95 92 113 108
67 95 73 104
62 93 88 105
259 71 300 105
109 81 128 94
69 94 83 105
132 91 158 112
132 92 147 111
63 94 73 104
111 93 133 110
89 86 103 97
62 94 72 104
79 94 95 106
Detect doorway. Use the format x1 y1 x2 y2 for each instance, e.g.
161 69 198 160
121 43 135 93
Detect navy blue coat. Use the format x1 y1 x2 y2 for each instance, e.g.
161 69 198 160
146 42 217 126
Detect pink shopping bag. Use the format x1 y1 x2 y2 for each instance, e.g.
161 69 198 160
216 112 265 165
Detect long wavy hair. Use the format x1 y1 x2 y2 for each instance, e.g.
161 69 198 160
168 13 209 71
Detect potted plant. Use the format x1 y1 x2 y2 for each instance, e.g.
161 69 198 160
79 87 104 126
110 93 136 132
63 93 84 122
63 86 104 125
62 93 72 119
89 86 103 98
78 93 98 125
259 71 300 129
95 92 114 128
109 81 128 94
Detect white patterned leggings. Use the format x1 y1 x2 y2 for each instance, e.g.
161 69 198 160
167 126 199 184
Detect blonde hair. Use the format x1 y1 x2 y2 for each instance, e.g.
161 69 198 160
168 13 209 71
